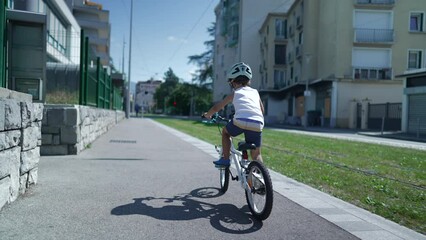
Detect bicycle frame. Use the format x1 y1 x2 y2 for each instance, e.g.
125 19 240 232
208 112 273 220
216 138 251 192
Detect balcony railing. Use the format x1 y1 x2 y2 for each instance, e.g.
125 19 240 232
353 67 392 80
274 78 288 90
355 0 395 5
275 34 288 41
354 28 394 43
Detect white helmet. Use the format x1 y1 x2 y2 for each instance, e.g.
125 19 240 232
227 62 252 80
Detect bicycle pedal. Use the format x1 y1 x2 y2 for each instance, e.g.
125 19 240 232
232 176 239 181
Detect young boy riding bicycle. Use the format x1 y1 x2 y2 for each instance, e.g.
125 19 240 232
203 62 265 167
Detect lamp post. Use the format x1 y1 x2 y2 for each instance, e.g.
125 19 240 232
303 53 312 128
126 0 133 118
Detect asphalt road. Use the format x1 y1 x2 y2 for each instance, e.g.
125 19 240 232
0 118 360 240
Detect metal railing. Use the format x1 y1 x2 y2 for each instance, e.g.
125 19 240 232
355 0 395 5
112 87 123 110
354 28 394 43
0 0 6 88
353 67 392 80
80 30 123 110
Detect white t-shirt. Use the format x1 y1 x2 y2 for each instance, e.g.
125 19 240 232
233 86 264 125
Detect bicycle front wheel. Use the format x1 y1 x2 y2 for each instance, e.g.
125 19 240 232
245 161 273 220
219 167 230 193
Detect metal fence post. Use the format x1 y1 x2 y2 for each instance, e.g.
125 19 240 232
79 29 85 105
104 69 108 109
0 0 7 88
83 37 89 105
96 57 101 108
108 75 110 109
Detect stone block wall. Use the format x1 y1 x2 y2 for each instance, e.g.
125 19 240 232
41 105 125 155
0 88 43 210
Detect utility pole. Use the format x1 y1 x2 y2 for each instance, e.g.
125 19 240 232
122 36 125 73
126 0 133 118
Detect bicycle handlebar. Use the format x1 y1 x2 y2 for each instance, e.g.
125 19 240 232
201 113 228 123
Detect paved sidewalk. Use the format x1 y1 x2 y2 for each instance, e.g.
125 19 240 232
267 125 426 151
152 119 425 240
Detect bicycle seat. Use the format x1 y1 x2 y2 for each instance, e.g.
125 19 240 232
238 142 257 151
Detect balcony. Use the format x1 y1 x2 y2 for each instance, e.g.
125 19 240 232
78 19 109 30
353 67 392 80
354 0 395 9
274 80 287 90
354 28 394 43
275 34 288 41
355 0 395 5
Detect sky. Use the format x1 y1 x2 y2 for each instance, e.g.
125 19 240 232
95 0 217 83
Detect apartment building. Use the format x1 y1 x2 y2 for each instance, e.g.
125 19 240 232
10 0 81 64
213 0 294 105
5 0 81 101
65 0 111 67
257 0 426 128
135 79 162 113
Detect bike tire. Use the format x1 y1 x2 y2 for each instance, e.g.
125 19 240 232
219 167 230 193
245 161 273 220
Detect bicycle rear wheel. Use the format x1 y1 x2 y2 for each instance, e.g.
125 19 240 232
219 167 230 193
245 161 273 220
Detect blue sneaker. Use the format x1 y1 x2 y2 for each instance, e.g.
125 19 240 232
213 158 230 167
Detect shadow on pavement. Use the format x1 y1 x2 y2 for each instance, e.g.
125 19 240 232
111 187 263 234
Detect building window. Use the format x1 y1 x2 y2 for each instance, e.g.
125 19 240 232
275 19 287 39
354 10 394 43
408 50 423 69
410 12 424 32
352 48 392 80
274 70 286 89
275 45 286 65
47 9 67 55
298 31 303 45
228 24 239 46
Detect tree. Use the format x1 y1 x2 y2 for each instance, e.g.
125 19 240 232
154 68 179 112
163 67 179 83
188 22 215 85
168 83 212 115
154 68 212 115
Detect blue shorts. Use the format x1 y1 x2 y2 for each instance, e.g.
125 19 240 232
225 119 262 147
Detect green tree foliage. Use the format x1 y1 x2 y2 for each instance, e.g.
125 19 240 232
154 68 179 111
188 22 215 85
154 68 212 115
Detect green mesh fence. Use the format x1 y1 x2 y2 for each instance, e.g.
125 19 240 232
80 30 122 109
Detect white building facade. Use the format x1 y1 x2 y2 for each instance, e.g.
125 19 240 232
10 0 81 64
213 0 294 103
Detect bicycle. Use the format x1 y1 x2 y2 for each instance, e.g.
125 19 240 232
203 113 273 220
